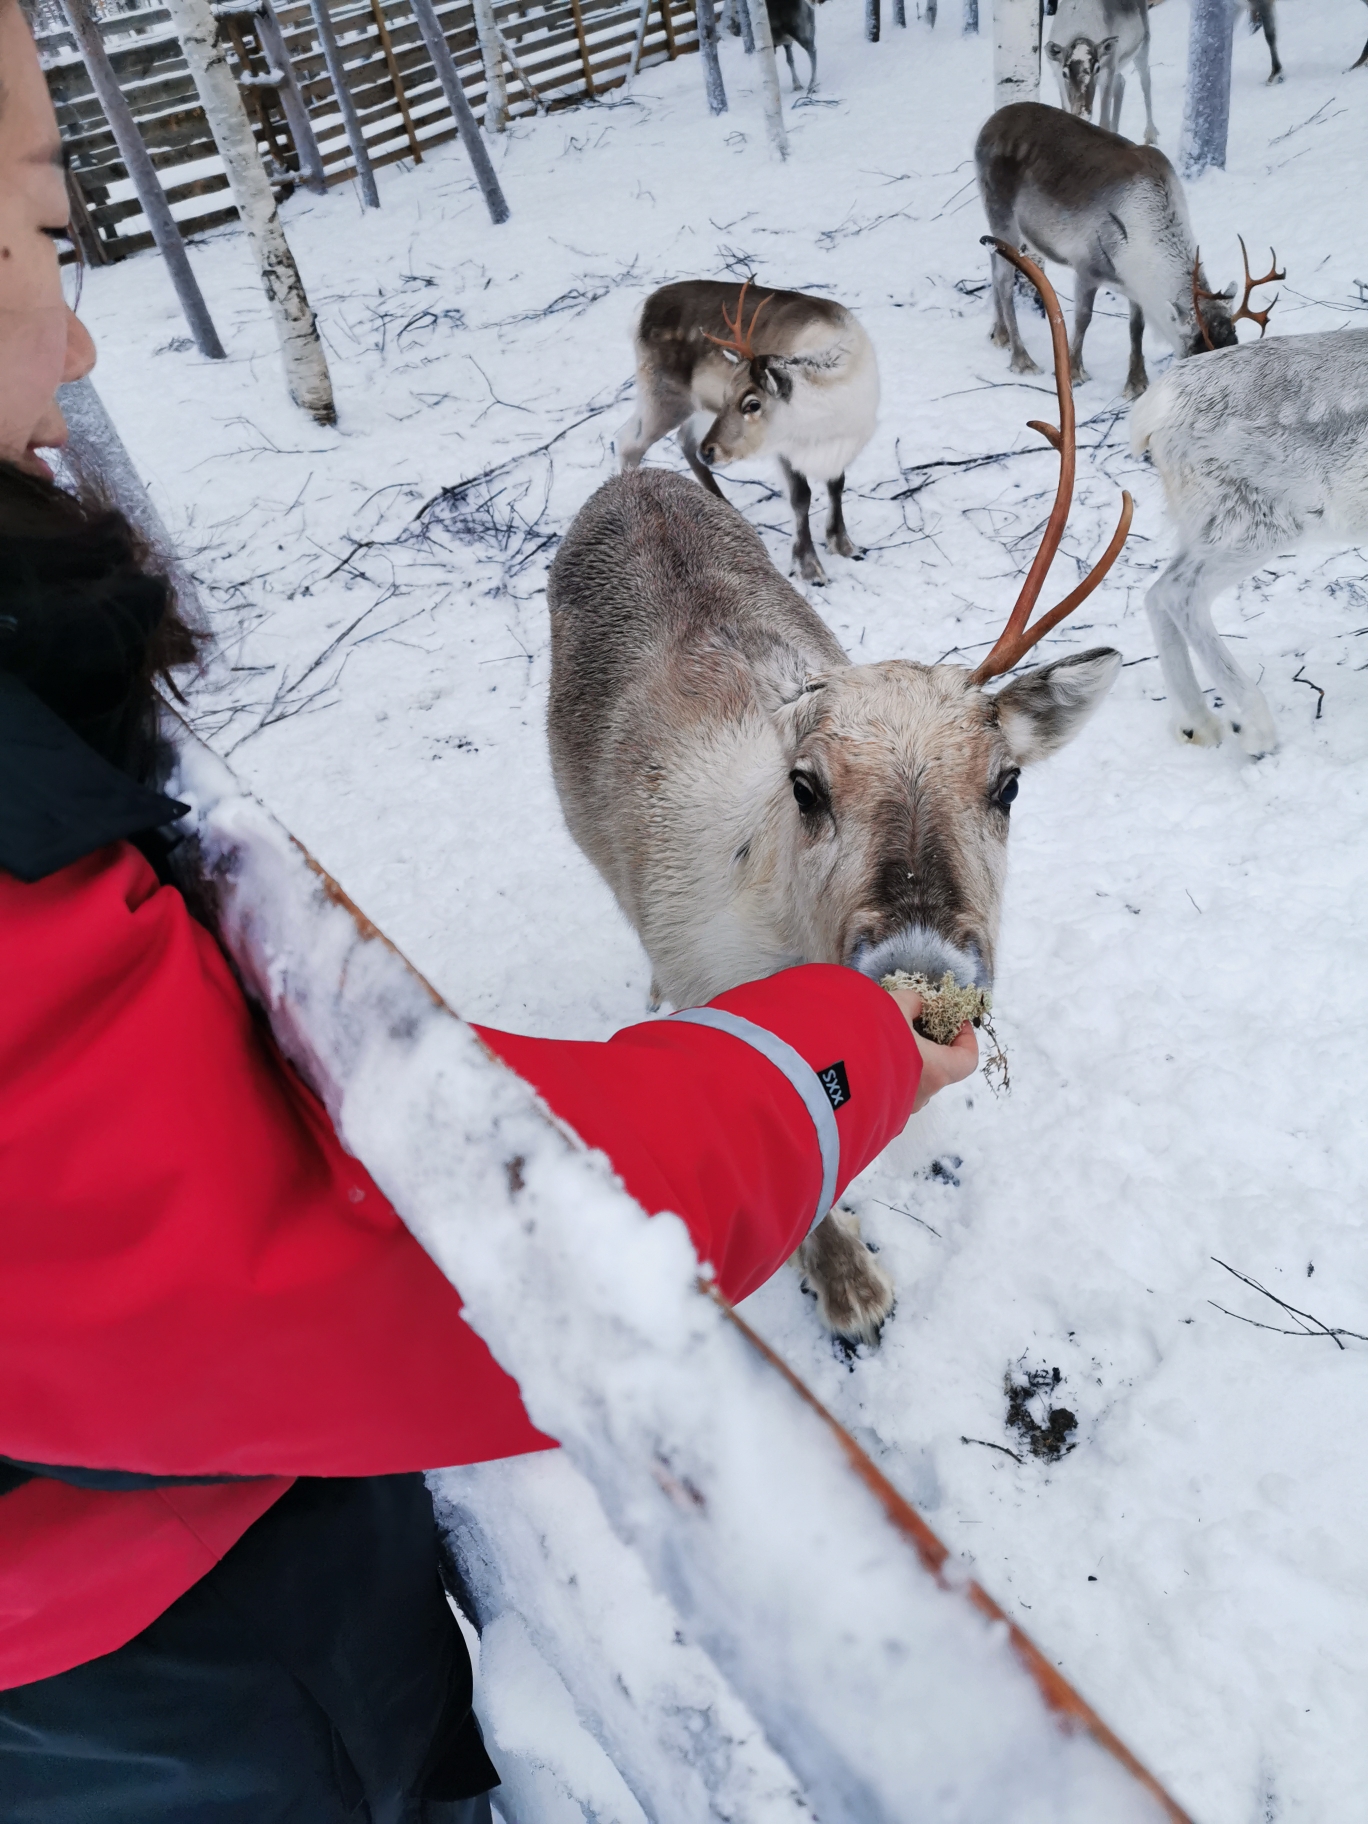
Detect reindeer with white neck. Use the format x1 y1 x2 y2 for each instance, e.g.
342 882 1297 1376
558 248 1131 1344
616 279 879 585
1133 267 1368 758
1045 0 1158 144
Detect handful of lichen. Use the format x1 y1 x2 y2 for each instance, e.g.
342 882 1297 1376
880 970 1009 1090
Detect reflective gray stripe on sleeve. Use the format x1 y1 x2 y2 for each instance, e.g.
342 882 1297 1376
669 1006 839 1235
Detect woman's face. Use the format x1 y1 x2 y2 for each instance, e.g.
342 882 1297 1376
0 0 95 478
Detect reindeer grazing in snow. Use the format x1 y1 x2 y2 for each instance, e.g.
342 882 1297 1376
557 247 1131 1343
976 103 1250 397
1045 0 1158 144
616 279 879 585
1132 303 1368 758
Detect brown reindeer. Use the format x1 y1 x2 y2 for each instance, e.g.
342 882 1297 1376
553 246 1132 1343
615 279 879 585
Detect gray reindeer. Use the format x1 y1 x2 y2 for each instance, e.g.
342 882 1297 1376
555 250 1130 1343
1045 0 1157 144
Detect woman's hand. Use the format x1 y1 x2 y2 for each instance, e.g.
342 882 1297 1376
886 987 979 1113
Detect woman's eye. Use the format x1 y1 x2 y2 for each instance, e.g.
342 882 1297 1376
996 774 1020 808
791 774 818 812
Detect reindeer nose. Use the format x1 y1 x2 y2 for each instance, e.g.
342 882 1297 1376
699 442 717 466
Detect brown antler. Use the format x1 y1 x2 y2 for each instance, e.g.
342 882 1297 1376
703 278 774 360
1230 234 1285 335
971 239 1134 687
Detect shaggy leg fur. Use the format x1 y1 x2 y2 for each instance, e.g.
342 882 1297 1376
1069 282 1096 386
825 474 861 559
1146 551 1276 755
988 244 1042 374
780 457 828 584
795 1207 895 1346
1124 302 1149 399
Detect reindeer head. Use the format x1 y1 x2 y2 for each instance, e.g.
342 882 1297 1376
1045 34 1117 118
754 650 1121 988
1188 239 1284 358
742 241 1130 993
699 352 796 468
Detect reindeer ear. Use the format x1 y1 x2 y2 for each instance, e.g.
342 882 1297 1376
761 366 781 396
1046 39 1065 59
992 648 1121 764
721 349 740 365
1098 34 1118 60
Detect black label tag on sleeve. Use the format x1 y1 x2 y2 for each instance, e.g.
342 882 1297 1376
817 1060 851 1111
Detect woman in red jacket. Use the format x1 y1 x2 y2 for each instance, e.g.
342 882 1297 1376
0 6 976 1818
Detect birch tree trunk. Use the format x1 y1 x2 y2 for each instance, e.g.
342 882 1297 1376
58 0 226 359
865 0 880 42
695 0 728 112
160 0 336 423
252 0 327 192
306 0 380 206
408 0 512 224
471 0 508 129
1180 0 1237 177
993 0 1042 109
963 0 979 33
746 0 789 157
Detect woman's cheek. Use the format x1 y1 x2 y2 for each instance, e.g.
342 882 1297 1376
0 303 70 461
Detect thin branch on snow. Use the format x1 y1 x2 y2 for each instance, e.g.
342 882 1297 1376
1208 1258 1368 1350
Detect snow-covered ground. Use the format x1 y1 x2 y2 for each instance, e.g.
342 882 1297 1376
76 3 1368 1818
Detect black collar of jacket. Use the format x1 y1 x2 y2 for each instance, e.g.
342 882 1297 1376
0 670 188 883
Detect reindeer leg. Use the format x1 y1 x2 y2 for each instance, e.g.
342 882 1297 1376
678 419 726 499
825 474 862 560
780 458 828 584
1146 559 1224 749
618 383 691 471
1123 301 1149 399
990 244 1041 373
1174 552 1279 756
795 1208 895 1348
784 41 800 89
1106 68 1126 135
1069 281 1096 385
1135 37 1159 142
1260 0 1283 80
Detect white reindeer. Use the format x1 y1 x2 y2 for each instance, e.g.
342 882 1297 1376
558 250 1130 1342
1045 0 1158 144
1132 310 1368 757
616 279 879 585
977 102 1249 397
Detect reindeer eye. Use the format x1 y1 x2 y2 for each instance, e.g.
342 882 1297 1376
791 773 820 813
741 396 762 416
996 773 1020 808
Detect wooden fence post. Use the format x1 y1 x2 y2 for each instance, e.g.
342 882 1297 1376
408 0 511 223
57 0 226 358
306 0 381 206
160 0 337 423
367 0 424 162
746 0 788 156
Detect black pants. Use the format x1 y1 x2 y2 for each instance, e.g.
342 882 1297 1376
0 1475 499 1824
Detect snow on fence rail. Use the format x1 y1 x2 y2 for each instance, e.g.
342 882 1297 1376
37 0 698 259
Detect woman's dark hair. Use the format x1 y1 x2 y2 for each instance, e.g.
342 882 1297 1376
0 458 202 787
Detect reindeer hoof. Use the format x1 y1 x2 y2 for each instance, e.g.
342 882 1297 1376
1175 711 1224 749
990 325 1011 349
1143 129 1160 145
1010 352 1043 376
1123 374 1149 401
1070 364 1091 387
1232 703 1279 758
795 1209 896 1348
827 532 862 560
794 552 830 586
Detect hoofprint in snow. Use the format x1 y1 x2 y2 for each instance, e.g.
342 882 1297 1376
77 3 1368 1819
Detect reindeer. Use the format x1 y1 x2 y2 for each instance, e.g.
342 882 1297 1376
728 0 819 94
556 247 1131 1343
1045 0 1158 145
1245 0 1282 83
615 279 879 585
976 102 1250 397
1131 265 1368 758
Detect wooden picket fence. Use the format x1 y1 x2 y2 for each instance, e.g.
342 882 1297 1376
38 0 699 260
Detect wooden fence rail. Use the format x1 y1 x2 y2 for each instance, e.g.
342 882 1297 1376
38 0 699 259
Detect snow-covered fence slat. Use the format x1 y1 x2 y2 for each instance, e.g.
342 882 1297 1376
163 723 1195 1824
37 0 698 260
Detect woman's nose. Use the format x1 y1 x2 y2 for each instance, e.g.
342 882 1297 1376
62 308 96 385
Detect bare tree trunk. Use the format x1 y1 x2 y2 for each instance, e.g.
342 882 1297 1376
745 0 789 156
732 0 755 54
695 0 728 111
160 0 336 423
893 0 906 27
624 0 652 81
408 0 512 224
963 0 979 33
306 0 380 206
1180 0 1237 176
58 0 226 358
471 0 508 129
252 0 327 192
993 0 1042 109
865 0 881 42
58 377 208 625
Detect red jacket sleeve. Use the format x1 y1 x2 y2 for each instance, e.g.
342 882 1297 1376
0 844 918 1483
474 966 920 1303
